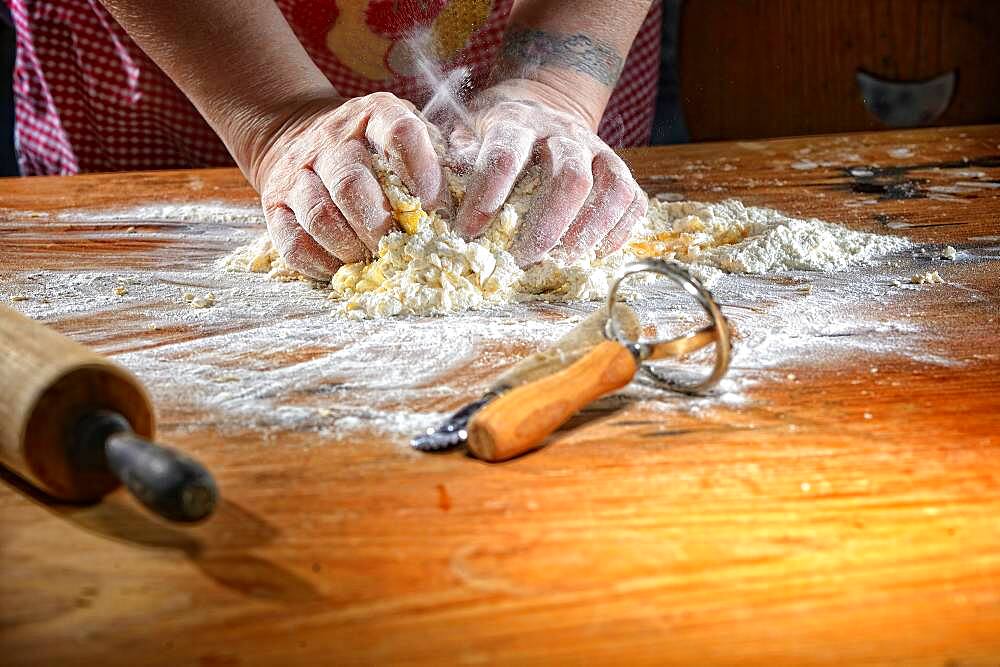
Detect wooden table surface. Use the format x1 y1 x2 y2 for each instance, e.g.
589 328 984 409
1 125 999 666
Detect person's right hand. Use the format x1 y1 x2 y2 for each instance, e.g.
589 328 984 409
449 82 647 268
251 92 449 280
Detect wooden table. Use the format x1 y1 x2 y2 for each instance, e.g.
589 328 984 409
1 126 999 666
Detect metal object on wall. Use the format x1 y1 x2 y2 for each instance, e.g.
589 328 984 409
856 70 956 128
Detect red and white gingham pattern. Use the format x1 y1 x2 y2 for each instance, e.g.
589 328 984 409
10 0 661 176
599 0 662 148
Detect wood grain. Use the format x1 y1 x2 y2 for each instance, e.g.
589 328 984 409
680 0 1000 140
1 125 999 665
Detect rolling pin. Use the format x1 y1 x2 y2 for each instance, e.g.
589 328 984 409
0 304 217 522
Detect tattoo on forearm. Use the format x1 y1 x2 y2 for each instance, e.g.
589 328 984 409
499 28 625 87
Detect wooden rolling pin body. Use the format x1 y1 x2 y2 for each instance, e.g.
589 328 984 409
0 305 154 501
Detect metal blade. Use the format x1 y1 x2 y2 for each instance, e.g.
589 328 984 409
856 69 955 129
410 392 500 451
642 324 719 361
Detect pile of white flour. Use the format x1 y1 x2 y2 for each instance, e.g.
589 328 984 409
225 159 911 318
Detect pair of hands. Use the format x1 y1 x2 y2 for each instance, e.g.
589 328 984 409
253 81 647 280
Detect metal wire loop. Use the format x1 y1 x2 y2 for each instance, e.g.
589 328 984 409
605 259 732 395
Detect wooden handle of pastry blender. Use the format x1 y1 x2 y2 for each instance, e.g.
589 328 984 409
467 340 639 462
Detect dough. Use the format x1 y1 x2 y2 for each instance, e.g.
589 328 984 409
225 155 911 318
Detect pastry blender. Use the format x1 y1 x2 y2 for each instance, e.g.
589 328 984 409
411 259 732 461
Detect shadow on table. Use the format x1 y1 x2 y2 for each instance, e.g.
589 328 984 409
1 466 323 603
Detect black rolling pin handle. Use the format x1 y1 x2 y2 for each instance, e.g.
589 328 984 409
74 411 218 523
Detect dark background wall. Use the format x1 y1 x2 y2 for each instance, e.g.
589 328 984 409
678 0 1000 142
1 3 17 176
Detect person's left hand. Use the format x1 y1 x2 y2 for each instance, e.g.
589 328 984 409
450 79 647 267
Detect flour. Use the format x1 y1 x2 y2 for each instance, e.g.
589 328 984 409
225 164 910 318
2 254 973 445
188 292 217 308
911 270 945 285
56 202 265 225
656 200 912 274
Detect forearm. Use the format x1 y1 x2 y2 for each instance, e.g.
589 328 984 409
494 0 654 129
98 0 338 185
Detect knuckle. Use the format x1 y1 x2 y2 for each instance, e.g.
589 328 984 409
502 110 526 127
282 238 327 277
285 141 311 164
392 95 418 113
548 135 576 152
263 203 297 237
366 91 396 106
607 178 635 208
506 102 533 121
339 96 364 111
267 218 298 250
318 116 350 140
558 160 593 194
281 236 311 267
386 116 422 145
487 146 522 181
598 150 629 174
261 190 285 212
261 168 295 202
300 198 331 233
330 166 369 200
568 124 593 143
484 121 529 148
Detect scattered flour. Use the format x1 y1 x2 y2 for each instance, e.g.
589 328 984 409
190 293 216 308
225 160 910 318
2 254 970 444
911 271 945 285
6 269 955 441
628 200 910 275
56 202 265 224
790 160 819 171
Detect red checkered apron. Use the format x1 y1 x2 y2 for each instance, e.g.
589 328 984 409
9 0 661 176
